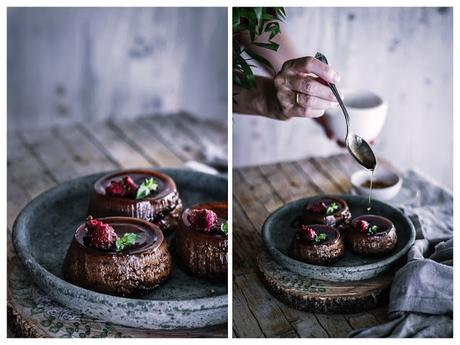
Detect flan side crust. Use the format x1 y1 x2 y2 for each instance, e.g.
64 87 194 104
63 238 171 297
346 227 397 258
174 227 227 281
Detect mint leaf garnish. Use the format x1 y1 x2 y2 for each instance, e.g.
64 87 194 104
326 202 339 215
221 220 228 236
136 177 158 199
314 232 328 243
115 233 137 252
368 225 379 235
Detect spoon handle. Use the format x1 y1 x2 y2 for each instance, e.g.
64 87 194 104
314 52 350 139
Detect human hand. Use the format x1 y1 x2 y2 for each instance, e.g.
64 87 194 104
271 56 341 120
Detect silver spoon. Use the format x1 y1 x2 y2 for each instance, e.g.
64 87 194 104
315 52 376 170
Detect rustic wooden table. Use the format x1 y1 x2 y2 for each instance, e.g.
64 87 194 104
7 113 228 338
233 154 389 338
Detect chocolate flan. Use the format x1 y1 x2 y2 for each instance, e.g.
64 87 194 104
173 202 228 281
289 224 345 265
346 215 397 258
301 196 352 232
88 169 182 233
63 216 171 297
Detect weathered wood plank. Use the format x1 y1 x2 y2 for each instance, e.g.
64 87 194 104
140 115 202 162
278 162 321 198
259 163 301 203
8 133 56 199
233 171 272 232
292 317 330 338
7 182 30 230
314 314 354 337
295 159 339 194
232 279 265 338
80 122 152 169
110 119 183 167
311 157 351 193
232 199 263 275
345 311 379 330
19 128 81 183
239 166 284 213
53 125 117 176
235 273 295 337
180 113 227 149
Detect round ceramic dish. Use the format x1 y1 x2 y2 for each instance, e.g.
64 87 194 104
13 169 227 330
262 195 415 282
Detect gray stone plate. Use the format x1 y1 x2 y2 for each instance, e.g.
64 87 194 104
13 169 228 330
262 195 415 282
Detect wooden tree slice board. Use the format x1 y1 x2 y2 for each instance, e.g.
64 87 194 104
257 251 393 314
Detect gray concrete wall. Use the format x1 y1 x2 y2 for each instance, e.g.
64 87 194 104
7 7 228 129
233 7 453 189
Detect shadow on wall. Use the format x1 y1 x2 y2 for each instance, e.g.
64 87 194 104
233 7 453 190
7 7 228 130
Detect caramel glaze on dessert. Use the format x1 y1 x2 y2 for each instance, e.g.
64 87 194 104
300 196 352 232
88 169 183 234
346 215 397 258
63 217 171 297
289 224 345 265
173 202 228 281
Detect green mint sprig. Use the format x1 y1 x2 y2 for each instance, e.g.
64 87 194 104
115 233 137 252
221 220 228 236
314 232 328 243
136 178 158 199
368 225 379 235
326 202 339 215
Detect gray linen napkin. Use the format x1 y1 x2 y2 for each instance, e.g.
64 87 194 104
349 170 453 338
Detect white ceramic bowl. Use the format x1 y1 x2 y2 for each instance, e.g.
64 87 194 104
324 89 388 143
351 169 402 201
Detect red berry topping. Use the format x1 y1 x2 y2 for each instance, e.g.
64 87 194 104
85 216 118 250
300 225 317 241
355 220 369 233
105 175 139 197
307 202 327 213
122 176 138 197
187 209 218 232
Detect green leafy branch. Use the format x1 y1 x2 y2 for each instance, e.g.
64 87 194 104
233 7 285 91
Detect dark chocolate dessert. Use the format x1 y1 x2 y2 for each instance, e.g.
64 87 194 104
173 202 228 281
88 169 182 233
289 224 345 265
63 216 171 297
300 196 352 232
346 215 397 258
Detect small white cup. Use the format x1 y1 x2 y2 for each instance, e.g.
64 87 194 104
351 169 402 201
325 89 388 143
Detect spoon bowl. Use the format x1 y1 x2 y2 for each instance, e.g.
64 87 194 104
346 133 377 170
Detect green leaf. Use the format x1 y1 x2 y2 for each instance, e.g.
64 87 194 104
115 233 137 252
326 202 339 215
136 177 158 199
368 225 379 235
220 221 228 236
264 22 281 39
252 41 279 51
314 232 328 243
244 48 275 74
